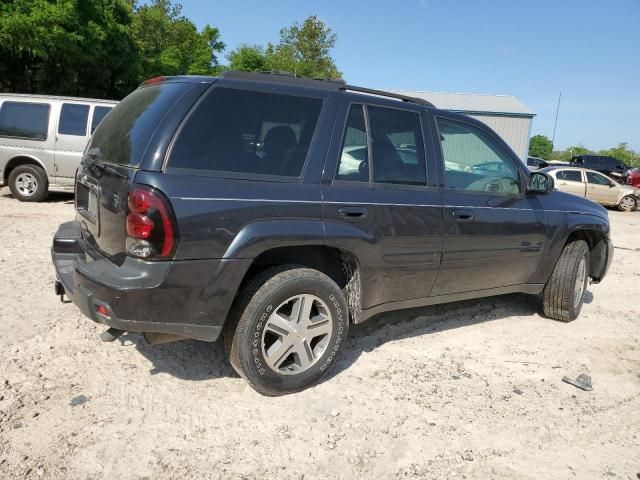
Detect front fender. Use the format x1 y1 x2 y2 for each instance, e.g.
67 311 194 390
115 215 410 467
530 211 611 284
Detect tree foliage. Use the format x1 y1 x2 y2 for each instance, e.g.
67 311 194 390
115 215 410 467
227 15 341 79
528 134 553 160
0 0 224 99
0 0 140 99
132 0 224 79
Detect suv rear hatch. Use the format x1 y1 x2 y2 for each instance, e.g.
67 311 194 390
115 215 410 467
75 80 206 263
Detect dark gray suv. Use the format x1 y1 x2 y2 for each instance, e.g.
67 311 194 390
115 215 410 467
52 71 613 395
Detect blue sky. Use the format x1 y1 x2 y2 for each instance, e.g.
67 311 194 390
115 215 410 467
180 0 640 151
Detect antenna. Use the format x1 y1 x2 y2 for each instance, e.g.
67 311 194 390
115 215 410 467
551 92 562 149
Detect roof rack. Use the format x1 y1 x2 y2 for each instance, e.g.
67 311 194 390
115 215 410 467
219 70 435 107
343 85 435 107
220 70 346 90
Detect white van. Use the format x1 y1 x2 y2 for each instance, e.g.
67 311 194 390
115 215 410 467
0 94 117 201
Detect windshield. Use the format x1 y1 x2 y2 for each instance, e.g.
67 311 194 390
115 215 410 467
86 83 192 166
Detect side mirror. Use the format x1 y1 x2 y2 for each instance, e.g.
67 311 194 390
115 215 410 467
527 172 554 194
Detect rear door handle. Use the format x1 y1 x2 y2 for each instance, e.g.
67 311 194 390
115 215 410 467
452 209 474 222
338 206 367 219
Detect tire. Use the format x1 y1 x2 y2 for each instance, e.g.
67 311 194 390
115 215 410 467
542 240 590 322
8 164 49 202
225 265 349 396
618 195 637 212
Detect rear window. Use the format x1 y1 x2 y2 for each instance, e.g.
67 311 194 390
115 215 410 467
86 83 191 166
59 103 90 136
168 87 324 177
0 101 50 140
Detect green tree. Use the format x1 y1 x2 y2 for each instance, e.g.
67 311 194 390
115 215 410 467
228 45 268 72
528 134 553 160
131 0 224 79
0 0 140 99
226 15 342 80
598 142 640 167
268 15 341 78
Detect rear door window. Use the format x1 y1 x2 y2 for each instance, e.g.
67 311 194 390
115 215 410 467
0 101 50 140
91 106 113 133
557 170 582 182
58 103 90 136
168 87 324 177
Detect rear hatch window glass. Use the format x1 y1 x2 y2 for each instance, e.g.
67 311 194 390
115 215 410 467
168 87 324 177
87 83 192 166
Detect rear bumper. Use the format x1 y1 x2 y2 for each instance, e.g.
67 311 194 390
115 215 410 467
52 221 251 341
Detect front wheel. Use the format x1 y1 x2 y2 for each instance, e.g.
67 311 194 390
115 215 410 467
618 195 637 212
225 266 349 396
542 240 590 322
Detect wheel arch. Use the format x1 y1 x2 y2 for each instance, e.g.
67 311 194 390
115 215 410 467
3 155 49 185
234 245 363 324
533 212 611 285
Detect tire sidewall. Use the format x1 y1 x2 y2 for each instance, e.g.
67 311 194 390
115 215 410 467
238 275 348 394
9 165 48 202
567 245 590 319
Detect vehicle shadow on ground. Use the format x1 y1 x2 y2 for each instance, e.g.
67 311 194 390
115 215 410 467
0 189 74 204
128 291 582 385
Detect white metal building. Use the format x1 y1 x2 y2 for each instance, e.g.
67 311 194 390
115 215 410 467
391 90 535 160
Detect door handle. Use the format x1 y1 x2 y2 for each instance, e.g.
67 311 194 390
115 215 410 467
452 209 474 222
338 206 367 219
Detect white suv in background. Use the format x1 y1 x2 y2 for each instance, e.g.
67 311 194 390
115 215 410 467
0 94 117 201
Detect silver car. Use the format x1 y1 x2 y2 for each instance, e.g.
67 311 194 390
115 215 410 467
543 166 639 211
0 94 117 201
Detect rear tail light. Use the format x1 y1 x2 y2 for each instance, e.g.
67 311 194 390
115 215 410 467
125 185 177 259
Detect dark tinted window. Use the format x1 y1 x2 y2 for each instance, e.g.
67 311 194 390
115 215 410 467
0 101 50 140
58 103 89 136
169 87 323 177
336 105 368 182
87 83 192 166
91 106 113 133
368 106 426 185
586 171 612 185
557 170 582 182
602 157 622 169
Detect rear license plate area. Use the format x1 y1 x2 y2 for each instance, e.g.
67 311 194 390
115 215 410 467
77 183 98 224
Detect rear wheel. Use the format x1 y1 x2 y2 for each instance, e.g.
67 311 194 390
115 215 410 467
225 266 349 396
542 240 590 322
618 195 637 212
8 164 48 202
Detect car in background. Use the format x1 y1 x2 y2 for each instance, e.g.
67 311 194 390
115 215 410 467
626 167 640 188
570 155 630 183
0 94 117 201
527 156 549 170
542 165 639 211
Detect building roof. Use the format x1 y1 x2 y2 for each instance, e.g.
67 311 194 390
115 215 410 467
390 90 535 117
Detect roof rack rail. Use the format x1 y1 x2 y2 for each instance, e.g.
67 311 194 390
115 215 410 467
219 70 435 107
220 70 346 90
343 85 435 107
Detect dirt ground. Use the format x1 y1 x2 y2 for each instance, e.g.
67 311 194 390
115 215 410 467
0 188 639 480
